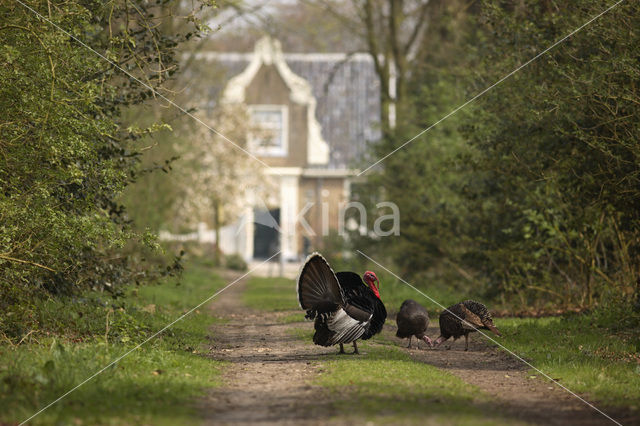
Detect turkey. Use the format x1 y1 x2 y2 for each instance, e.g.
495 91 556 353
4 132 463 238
434 300 501 351
396 299 433 349
297 252 387 354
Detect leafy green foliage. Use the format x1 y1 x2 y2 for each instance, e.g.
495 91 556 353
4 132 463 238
348 0 486 303
0 0 212 327
362 0 640 312
456 0 640 308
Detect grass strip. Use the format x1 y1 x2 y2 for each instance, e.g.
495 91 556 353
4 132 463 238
498 315 640 409
0 260 226 425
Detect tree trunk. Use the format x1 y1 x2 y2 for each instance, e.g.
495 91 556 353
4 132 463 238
213 199 222 266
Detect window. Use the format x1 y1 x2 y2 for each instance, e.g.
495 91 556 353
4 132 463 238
248 105 288 157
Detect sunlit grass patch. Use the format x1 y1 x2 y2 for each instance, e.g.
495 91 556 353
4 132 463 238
316 342 523 425
0 339 224 425
276 312 306 324
243 276 299 311
498 315 640 409
290 326 314 342
289 321 520 425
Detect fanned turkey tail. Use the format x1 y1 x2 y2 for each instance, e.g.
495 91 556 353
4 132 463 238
297 252 345 319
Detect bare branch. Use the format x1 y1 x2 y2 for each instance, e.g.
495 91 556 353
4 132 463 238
0 254 57 272
403 0 430 59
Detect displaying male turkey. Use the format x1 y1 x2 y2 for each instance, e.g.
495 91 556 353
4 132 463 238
396 299 433 349
297 252 386 354
434 300 501 351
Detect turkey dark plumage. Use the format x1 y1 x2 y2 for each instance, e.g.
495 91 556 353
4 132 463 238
297 252 386 354
434 300 501 351
396 299 433 349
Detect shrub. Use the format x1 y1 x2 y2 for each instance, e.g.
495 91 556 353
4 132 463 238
225 254 248 272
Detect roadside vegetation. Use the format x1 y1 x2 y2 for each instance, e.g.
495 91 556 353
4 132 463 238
0 3 228 422
326 0 640 326
500 314 640 408
0 259 226 425
0 0 216 320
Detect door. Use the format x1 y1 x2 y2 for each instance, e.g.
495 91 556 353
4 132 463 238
253 208 280 259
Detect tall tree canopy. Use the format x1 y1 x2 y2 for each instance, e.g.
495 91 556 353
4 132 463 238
358 0 640 312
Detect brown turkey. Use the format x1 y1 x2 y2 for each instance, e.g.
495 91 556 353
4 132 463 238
395 299 433 349
434 300 501 351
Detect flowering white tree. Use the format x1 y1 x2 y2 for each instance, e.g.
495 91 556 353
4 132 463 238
174 104 271 257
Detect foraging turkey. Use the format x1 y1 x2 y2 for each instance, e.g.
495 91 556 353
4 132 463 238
297 252 387 354
396 299 433 349
434 300 501 351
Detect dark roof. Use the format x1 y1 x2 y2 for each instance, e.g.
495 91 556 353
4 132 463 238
186 52 381 169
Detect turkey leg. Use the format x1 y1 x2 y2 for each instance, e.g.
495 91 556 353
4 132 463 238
422 335 434 349
407 336 412 349
338 343 345 354
352 340 359 354
464 334 469 351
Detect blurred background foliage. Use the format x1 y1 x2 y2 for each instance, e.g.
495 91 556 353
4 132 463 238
352 0 640 317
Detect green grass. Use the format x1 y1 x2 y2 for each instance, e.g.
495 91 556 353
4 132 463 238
311 339 524 425
276 312 306 324
378 275 464 316
241 276 305 322
243 276 300 311
0 259 226 425
290 326 314 342
497 315 640 409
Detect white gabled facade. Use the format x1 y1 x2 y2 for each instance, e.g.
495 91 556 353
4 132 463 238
166 37 362 263
222 37 330 166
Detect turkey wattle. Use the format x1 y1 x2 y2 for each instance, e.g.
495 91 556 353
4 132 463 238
434 300 501 351
395 299 433 349
297 252 387 354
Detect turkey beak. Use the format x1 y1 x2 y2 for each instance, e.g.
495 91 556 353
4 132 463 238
488 324 501 337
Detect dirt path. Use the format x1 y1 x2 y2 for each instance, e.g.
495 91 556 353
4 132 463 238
200 274 342 425
200 274 632 425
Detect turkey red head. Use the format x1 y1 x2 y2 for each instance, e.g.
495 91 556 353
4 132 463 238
363 271 380 298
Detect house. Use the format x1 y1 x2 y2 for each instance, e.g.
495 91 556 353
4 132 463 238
187 37 381 262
